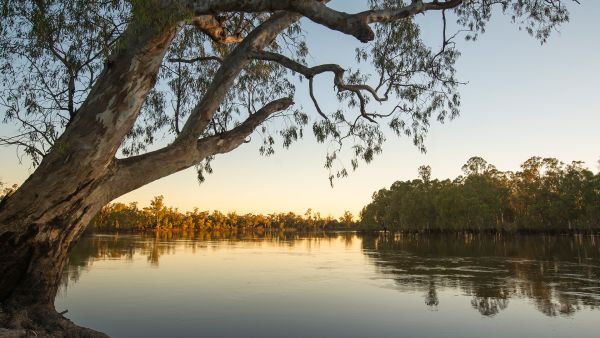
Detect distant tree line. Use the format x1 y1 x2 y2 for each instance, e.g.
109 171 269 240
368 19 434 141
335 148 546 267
89 196 355 232
359 157 600 233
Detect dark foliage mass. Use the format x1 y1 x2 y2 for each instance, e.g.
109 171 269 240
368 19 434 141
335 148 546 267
360 156 600 232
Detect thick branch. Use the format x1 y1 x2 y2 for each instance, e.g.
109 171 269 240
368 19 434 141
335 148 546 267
59 22 179 162
105 12 301 203
109 98 293 198
175 12 301 145
198 97 294 154
185 0 464 42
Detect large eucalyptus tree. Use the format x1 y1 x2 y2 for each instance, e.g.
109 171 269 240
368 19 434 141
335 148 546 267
0 0 575 336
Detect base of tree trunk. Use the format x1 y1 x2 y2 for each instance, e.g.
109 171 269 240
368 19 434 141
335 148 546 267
0 304 107 338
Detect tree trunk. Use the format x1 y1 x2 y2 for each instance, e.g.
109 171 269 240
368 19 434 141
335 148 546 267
0 7 182 334
0 10 297 337
0 164 113 337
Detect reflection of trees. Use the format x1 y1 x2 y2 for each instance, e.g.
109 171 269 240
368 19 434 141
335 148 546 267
362 234 600 317
471 296 508 316
61 232 599 318
425 280 439 308
60 230 343 290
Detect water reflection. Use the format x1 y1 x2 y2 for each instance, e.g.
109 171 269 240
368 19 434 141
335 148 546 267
361 234 600 317
62 231 345 289
62 232 600 320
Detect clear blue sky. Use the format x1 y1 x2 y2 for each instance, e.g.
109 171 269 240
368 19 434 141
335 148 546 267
1 1 599 217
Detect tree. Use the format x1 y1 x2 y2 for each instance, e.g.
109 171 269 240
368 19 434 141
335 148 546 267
418 165 432 183
359 157 599 232
461 156 495 176
0 0 575 335
339 211 355 228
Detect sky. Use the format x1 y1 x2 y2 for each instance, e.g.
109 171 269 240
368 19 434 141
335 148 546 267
1 1 599 217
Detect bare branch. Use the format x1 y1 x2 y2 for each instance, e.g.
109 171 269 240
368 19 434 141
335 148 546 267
168 55 223 64
250 50 385 122
309 77 328 120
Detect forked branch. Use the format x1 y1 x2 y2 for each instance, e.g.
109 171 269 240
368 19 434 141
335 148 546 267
250 50 388 122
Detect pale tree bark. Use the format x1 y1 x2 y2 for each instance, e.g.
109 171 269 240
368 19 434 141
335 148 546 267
0 15 182 338
0 19 179 300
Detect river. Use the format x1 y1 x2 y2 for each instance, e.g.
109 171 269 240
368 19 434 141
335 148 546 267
56 232 600 337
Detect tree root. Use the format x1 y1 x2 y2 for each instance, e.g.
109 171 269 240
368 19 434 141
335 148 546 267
0 305 108 338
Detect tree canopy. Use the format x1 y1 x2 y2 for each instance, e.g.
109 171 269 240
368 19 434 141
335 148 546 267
360 156 600 232
0 0 575 180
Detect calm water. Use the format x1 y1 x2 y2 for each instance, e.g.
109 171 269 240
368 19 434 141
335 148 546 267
56 232 600 338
